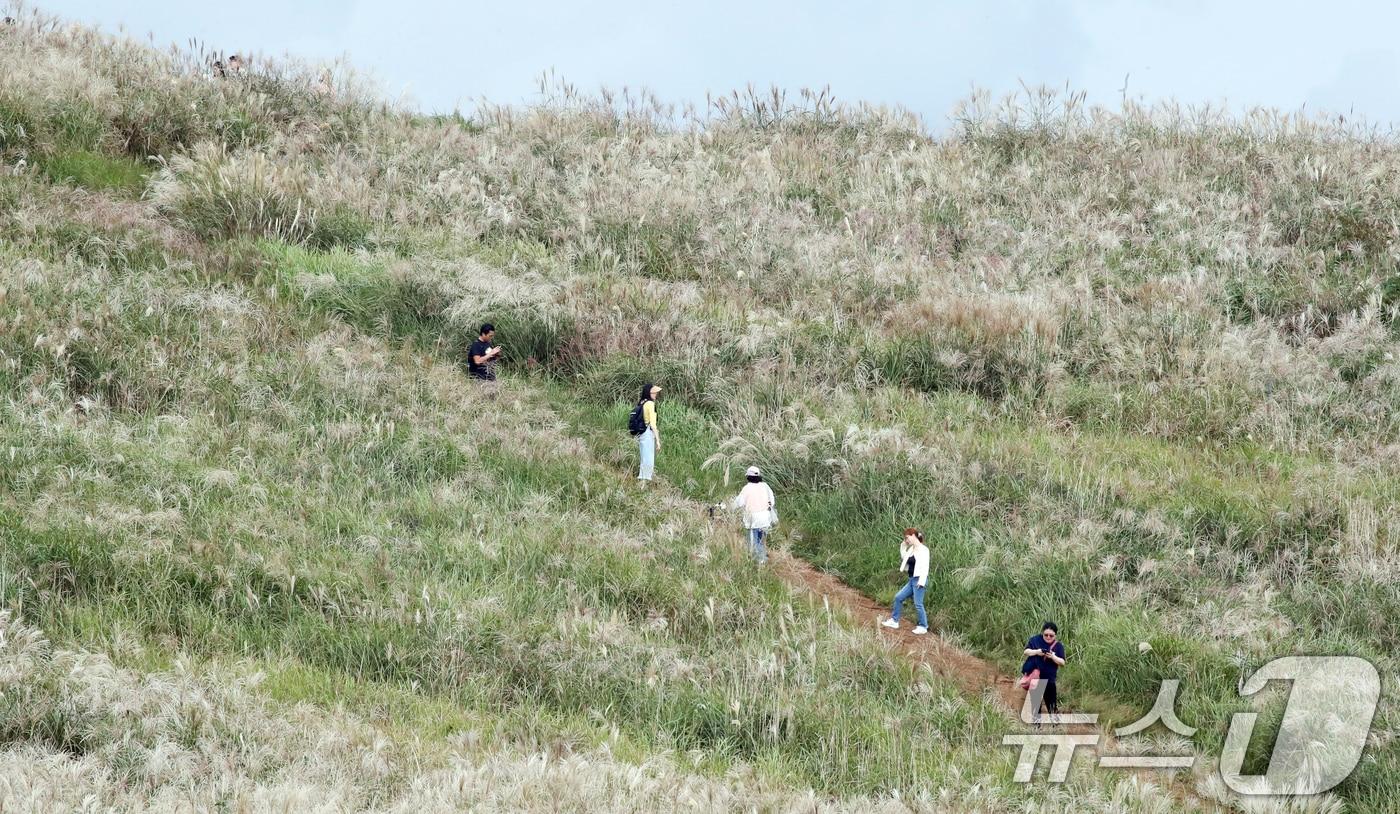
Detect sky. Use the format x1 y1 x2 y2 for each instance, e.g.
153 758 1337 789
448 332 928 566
24 0 1400 130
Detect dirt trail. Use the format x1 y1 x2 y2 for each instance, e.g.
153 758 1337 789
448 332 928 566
769 552 1026 713
632 461 1213 805
765 549 1218 811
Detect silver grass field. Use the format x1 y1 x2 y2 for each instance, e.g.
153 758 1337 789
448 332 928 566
2 5 1398 812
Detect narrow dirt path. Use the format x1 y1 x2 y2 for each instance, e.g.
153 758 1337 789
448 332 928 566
769 551 1025 713
563 411 1218 808
689 492 1080 725
764 549 1219 811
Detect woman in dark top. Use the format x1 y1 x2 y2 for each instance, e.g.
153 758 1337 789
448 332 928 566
1020 621 1066 723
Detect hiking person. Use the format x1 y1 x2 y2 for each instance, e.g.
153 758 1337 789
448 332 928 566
881 528 929 635
731 465 776 564
629 383 661 483
1020 621 1066 724
467 323 502 381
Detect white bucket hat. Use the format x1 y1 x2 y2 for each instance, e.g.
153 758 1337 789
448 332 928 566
745 466 762 477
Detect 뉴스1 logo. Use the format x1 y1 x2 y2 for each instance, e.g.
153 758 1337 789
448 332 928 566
1004 655 1381 796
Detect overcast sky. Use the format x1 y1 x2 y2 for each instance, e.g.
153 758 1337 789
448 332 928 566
24 0 1400 130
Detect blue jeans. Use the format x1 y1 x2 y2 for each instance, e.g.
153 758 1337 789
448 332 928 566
637 428 655 480
891 577 927 627
749 528 768 563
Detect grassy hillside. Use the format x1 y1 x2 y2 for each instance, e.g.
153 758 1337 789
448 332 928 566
3 7 1399 812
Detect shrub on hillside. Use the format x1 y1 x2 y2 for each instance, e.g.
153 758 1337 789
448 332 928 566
38 148 148 194
585 219 704 282
877 291 1067 401
152 142 371 249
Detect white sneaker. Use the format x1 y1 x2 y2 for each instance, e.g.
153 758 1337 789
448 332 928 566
880 618 899 629
912 626 928 635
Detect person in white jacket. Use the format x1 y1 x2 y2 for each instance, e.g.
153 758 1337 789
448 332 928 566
731 466 776 564
881 528 929 634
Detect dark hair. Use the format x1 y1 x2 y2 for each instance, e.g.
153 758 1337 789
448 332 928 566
1042 621 1058 634
638 382 655 403
479 323 495 335
746 474 762 483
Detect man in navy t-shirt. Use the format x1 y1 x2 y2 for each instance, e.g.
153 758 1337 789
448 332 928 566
1021 621 1067 720
467 323 502 381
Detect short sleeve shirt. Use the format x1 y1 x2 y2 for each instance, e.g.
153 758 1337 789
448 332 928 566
1020 635 1065 681
468 339 495 380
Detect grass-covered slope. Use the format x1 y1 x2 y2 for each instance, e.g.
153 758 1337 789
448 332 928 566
3 6 1399 811
3 174 1106 810
0 13 1185 814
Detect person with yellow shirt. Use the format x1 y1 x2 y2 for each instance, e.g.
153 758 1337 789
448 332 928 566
628 383 662 483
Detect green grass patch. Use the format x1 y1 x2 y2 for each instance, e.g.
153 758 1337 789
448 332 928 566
38 149 149 195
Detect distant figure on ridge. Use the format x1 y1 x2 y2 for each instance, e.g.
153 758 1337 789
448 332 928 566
730 466 777 564
1020 621 1066 725
881 528 929 635
467 323 502 381
628 383 661 484
226 54 245 74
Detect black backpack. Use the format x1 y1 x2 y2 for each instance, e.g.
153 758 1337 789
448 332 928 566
628 400 648 436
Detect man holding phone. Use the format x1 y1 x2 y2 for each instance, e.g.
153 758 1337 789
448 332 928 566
468 323 503 381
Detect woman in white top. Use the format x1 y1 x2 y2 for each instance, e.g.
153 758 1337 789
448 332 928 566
731 466 776 564
881 528 929 634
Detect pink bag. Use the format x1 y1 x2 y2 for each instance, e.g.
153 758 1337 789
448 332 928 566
1019 669 1040 691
